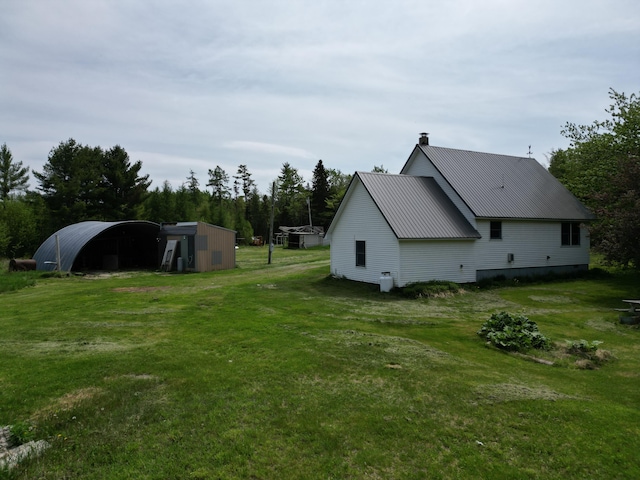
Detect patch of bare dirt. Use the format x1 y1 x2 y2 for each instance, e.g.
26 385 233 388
31 387 104 421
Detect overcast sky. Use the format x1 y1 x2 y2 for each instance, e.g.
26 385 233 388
2 0 639 194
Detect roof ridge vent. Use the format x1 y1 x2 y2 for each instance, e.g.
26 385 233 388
419 132 429 146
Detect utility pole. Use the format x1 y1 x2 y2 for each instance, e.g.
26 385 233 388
268 181 276 264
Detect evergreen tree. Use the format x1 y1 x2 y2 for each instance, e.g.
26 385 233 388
207 166 231 225
310 159 330 228
100 145 150 220
276 162 306 227
0 143 30 200
207 166 230 202
234 165 255 199
175 185 197 221
33 139 102 230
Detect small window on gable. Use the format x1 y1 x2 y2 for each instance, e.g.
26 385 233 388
561 222 581 246
490 221 502 240
355 240 366 267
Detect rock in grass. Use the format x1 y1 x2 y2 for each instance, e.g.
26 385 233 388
0 439 50 470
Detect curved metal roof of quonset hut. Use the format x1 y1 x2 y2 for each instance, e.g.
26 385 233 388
33 221 160 271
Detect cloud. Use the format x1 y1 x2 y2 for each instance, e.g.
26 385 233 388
1 0 639 194
223 141 316 160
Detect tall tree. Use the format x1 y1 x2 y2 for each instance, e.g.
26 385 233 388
0 143 30 200
207 166 230 202
310 159 330 228
142 181 178 223
234 165 255 199
100 145 151 220
33 139 102 230
325 168 352 221
246 186 269 238
175 185 197 221
276 162 306 227
207 166 231 226
549 89 640 267
186 170 200 195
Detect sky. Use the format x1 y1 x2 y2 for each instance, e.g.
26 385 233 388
2 0 639 195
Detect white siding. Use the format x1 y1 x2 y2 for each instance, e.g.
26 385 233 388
473 220 590 272
330 179 400 286
398 240 477 286
401 150 477 228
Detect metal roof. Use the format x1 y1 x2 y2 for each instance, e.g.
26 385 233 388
357 172 481 239
159 221 237 237
33 221 160 271
414 145 596 220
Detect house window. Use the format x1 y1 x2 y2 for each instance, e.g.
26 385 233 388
355 240 366 267
490 221 502 240
561 222 581 246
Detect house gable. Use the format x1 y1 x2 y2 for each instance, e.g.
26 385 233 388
328 175 400 284
357 172 480 239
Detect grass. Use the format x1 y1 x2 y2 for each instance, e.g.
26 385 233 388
1 246 640 478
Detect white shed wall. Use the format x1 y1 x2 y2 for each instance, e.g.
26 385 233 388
398 240 477 286
473 219 590 272
329 180 400 285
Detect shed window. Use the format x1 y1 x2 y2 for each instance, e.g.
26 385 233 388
561 222 581 246
490 221 502 240
355 240 366 267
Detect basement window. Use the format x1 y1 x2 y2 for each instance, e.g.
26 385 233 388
490 221 502 240
561 222 581 246
355 240 366 267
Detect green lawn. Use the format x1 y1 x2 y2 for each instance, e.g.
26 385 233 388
1 247 639 479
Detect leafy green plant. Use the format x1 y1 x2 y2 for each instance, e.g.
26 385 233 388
566 339 603 355
563 339 612 369
477 311 551 352
8 421 36 447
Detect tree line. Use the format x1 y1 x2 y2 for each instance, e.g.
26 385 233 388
0 138 352 259
2 88 638 267
548 89 640 268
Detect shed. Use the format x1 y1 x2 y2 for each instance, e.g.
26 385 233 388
278 225 325 249
158 222 236 272
33 221 160 272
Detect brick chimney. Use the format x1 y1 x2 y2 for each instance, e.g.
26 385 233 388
419 132 429 146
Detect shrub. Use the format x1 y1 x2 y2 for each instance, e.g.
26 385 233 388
477 311 551 352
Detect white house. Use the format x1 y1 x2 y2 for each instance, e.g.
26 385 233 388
326 134 595 287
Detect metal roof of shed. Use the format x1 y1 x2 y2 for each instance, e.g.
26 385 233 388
33 220 160 271
413 145 595 221
357 172 481 239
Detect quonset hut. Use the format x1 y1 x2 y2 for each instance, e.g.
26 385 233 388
33 221 160 272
